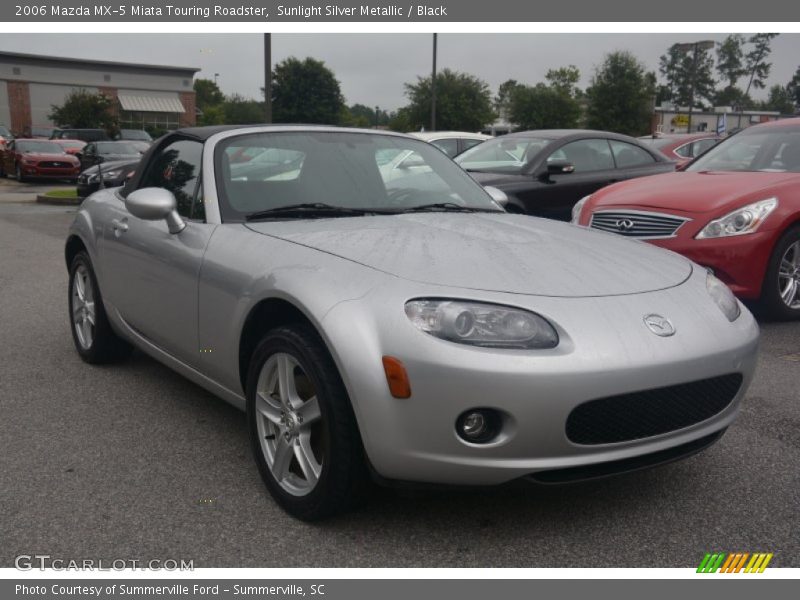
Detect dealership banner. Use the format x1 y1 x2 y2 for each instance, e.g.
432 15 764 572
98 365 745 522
1 0 800 22
3 579 798 599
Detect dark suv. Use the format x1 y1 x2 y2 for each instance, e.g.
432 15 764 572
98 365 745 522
51 129 110 143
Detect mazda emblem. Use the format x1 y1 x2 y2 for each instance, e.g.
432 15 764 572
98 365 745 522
615 218 635 231
643 314 676 337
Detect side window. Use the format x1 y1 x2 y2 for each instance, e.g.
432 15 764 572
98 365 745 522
609 140 656 168
430 138 459 158
460 138 484 153
140 138 203 219
548 139 614 172
674 143 692 158
692 138 718 157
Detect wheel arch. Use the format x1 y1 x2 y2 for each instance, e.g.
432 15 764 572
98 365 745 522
64 234 88 270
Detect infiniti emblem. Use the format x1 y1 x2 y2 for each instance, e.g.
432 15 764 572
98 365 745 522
643 314 675 337
615 218 635 231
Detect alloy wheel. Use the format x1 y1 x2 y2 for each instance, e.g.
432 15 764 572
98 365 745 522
778 240 800 309
254 353 324 496
71 264 96 349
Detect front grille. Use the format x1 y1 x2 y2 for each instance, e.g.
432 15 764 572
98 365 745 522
39 161 71 168
590 210 689 238
565 373 743 445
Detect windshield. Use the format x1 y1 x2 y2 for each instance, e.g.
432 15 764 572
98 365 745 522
17 141 63 153
687 127 800 173
215 131 503 221
0 126 12 138
97 142 142 155
455 136 551 173
120 129 152 141
56 140 85 149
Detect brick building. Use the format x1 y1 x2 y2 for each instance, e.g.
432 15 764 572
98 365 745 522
0 51 199 136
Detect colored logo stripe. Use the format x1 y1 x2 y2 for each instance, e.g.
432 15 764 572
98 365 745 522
697 552 773 573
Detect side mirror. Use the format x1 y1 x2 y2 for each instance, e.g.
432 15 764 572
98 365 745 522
484 185 508 207
125 187 186 234
75 152 82 160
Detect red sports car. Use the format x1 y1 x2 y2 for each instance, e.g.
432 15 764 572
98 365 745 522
573 118 800 320
52 138 87 156
0 139 81 182
639 133 722 168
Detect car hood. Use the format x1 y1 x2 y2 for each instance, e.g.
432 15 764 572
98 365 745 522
101 153 141 161
22 152 77 162
246 213 691 297
593 171 800 214
466 170 530 187
84 159 140 175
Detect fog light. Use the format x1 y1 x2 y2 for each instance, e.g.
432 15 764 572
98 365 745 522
456 408 501 444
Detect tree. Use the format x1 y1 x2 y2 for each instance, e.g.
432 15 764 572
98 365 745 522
788 66 800 109
193 78 224 112
48 89 117 132
658 43 715 107
508 84 580 130
545 66 582 98
716 34 746 89
713 87 754 110
743 33 779 96
586 51 655 136
222 94 265 124
495 79 522 118
199 104 225 126
762 85 796 115
400 68 495 132
271 57 345 125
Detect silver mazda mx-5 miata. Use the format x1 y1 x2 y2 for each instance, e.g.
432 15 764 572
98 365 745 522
66 126 759 520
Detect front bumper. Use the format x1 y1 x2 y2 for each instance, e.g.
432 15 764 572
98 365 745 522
649 232 775 300
321 267 759 486
22 165 80 180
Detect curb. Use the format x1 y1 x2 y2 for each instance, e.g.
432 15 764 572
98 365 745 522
36 193 81 206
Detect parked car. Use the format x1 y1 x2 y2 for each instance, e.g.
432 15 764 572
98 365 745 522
455 129 675 220
0 139 80 182
117 129 153 153
31 125 58 139
410 131 492 158
639 133 722 168
0 124 13 150
51 128 110 143
77 141 143 170
66 125 758 520
77 158 140 197
53 139 87 156
573 118 800 320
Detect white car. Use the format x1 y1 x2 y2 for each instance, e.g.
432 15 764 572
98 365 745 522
409 131 492 158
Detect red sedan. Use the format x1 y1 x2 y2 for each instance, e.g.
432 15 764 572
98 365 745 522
0 139 81 183
574 118 800 320
639 133 722 168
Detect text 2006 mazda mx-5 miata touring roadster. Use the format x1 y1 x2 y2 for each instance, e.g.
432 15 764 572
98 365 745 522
66 126 759 520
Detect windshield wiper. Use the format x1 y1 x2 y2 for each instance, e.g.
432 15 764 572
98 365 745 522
245 203 382 221
402 202 485 213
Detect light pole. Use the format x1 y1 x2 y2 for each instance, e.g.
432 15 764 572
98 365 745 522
264 33 272 124
431 33 437 132
674 40 714 133
214 73 219 85
374 105 380 129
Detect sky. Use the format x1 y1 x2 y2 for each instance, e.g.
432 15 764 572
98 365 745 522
1 33 798 112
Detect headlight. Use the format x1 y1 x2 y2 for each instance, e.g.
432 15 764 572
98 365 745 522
571 195 591 224
404 299 559 349
99 169 124 179
706 272 740 322
696 198 777 239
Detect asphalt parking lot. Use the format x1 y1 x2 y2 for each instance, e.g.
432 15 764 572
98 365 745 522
1 178 798 568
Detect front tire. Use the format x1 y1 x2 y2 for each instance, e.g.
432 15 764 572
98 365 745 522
761 225 800 320
246 324 369 520
68 251 133 363
15 163 27 183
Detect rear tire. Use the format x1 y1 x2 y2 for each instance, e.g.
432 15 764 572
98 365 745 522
68 251 133 363
761 225 800 320
246 324 370 520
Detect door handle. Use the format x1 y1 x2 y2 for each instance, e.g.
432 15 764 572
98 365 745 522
111 218 128 233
